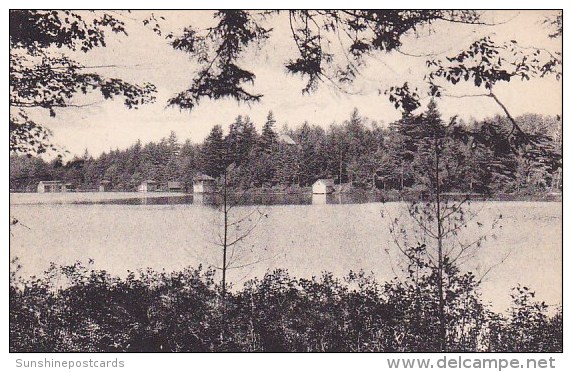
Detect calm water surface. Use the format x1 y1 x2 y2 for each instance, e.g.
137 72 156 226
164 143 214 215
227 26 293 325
10 192 562 312
11 192 384 206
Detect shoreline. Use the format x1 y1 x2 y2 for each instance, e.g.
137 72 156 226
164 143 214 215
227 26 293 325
9 189 562 205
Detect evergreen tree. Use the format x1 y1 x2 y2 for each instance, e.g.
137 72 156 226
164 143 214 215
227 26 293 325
165 131 181 181
178 139 199 187
201 125 227 178
326 124 349 184
260 111 278 154
294 122 328 186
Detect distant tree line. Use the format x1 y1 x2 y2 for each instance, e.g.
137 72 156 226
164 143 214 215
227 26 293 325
9 108 562 195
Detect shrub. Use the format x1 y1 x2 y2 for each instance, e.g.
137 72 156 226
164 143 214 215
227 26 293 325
9 260 562 352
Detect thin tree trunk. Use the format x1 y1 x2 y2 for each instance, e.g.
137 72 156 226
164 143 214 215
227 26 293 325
339 148 343 185
400 163 404 190
222 170 228 298
435 135 446 352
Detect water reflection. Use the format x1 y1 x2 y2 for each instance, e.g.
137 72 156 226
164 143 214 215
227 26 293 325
192 193 205 206
311 193 380 205
311 194 327 205
71 191 391 207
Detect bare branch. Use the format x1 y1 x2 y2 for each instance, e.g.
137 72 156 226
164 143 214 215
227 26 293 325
436 12 520 26
228 207 264 227
477 249 513 284
439 196 472 222
442 93 491 99
226 219 261 248
408 210 438 239
12 101 105 109
227 252 281 270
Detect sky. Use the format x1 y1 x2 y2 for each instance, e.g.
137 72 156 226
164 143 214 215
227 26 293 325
18 10 563 159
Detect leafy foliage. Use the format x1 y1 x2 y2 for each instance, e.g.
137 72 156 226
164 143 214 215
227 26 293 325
427 37 561 90
384 245 489 352
10 10 127 53
424 36 561 157
9 10 157 156
168 11 270 110
10 259 561 352
487 286 562 352
11 10 560 165
168 10 484 107
385 101 560 352
543 13 562 39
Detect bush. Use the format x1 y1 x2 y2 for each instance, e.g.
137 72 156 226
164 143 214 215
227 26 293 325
9 259 562 352
487 285 562 352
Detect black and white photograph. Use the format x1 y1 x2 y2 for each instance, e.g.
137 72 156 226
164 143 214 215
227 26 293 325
7 7 564 359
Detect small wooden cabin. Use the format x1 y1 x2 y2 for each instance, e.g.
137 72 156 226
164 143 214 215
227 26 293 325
99 180 111 192
37 180 65 193
278 134 297 146
193 174 216 194
138 180 158 193
312 179 335 194
168 181 184 192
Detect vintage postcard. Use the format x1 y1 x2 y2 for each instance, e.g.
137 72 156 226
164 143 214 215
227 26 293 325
9 9 562 357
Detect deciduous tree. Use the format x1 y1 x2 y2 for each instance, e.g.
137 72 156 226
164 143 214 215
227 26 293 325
10 10 157 155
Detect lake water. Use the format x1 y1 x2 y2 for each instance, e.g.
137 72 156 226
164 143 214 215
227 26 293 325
9 192 562 312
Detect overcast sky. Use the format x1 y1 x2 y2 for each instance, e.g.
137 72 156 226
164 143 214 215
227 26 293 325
21 10 562 159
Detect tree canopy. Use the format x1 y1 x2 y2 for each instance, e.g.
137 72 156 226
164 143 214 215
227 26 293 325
9 10 562 157
9 10 157 155
10 109 562 195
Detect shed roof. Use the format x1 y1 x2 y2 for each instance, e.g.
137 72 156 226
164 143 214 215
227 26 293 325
314 179 335 187
278 134 297 145
194 174 216 181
